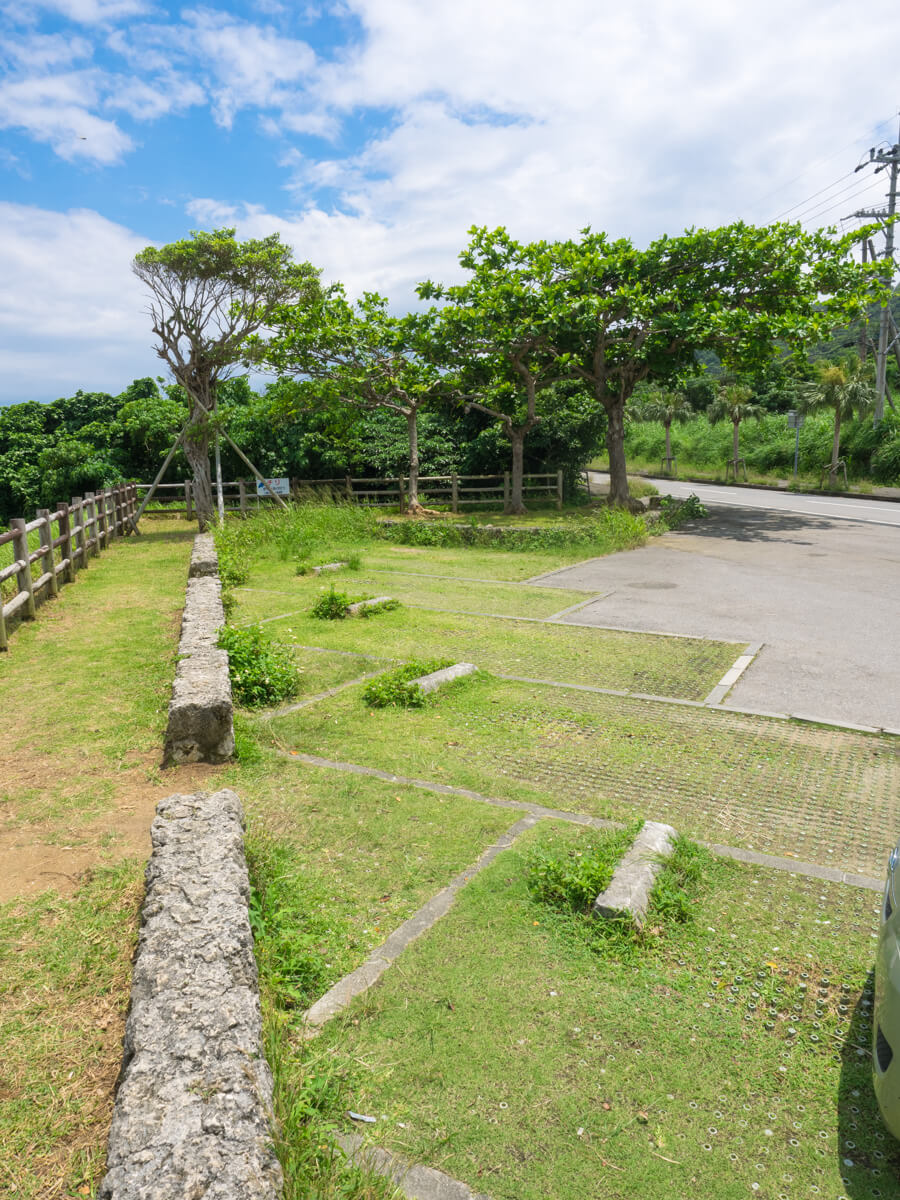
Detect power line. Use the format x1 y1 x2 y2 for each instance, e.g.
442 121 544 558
772 168 857 220
750 112 899 212
791 177 887 226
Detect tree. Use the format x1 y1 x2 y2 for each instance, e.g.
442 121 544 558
706 384 763 476
799 356 876 488
132 228 320 529
265 288 451 513
633 385 692 473
538 222 877 506
419 227 564 514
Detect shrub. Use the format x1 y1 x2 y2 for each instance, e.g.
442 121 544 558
658 493 708 527
218 623 301 707
524 827 637 912
309 587 352 619
362 658 454 708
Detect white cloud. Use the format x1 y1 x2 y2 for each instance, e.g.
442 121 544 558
0 72 134 163
104 73 205 121
0 204 160 401
183 8 318 128
20 0 151 22
3 31 93 69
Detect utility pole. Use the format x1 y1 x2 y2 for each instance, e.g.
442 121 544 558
850 121 900 426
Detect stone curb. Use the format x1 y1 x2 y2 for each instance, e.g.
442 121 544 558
98 789 282 1200
188 532 218 578
347 595 393 615
592 820 676 927
313 561 348 574
414 662 477 694
335 1134 491 1200
164 536 234 765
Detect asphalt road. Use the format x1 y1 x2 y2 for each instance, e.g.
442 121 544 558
534 475 900 729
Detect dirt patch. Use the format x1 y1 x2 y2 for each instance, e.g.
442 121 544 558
0 759 225 903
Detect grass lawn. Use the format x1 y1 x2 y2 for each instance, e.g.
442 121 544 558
0 519 210 1199
266 674 899 878
313 822 890 1200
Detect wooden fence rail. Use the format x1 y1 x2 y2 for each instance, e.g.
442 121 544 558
133 471 565 517
0 484 137 650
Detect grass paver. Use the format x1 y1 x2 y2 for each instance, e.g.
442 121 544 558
239 603 739 703
315 822 890 1200
268 675 900 878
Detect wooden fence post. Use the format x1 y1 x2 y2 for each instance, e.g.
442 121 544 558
238 479 247 514
398 477 405 511
84 493 99 557
345 475 353 502
503 473 510 509
10 519 36 620
72 498 88 569
56 504 75 583
97 490 109 548
556 469 564 510
36 509 59 599
451 473 459 514
185 481 193 522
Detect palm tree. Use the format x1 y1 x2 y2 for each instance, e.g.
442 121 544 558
799 356 875 489
707 384 763 480
634 386 692 474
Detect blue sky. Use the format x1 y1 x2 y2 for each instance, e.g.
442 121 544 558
2 0 900 405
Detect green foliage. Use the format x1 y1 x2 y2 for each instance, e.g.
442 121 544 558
309 587 353 619
218 623 301 707
658 493 708 526
649 835 711 924
377 507 646 553
524 826 638 912
362 659 454 708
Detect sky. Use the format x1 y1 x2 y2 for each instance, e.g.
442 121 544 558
2 0 900 406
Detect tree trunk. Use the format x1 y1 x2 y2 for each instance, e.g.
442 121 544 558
184 405 213 530
506 428 527 515
732 419 740 465
405 407 423 514
606 398 630 506
829 404 842 488
664 420 672 463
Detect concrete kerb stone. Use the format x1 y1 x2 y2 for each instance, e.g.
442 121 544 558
99 789 282 1200
414 662 477 694
347 595 393 615
313 561 348 574
335 1135 492 1200
164 536 234 765
592 820 677 927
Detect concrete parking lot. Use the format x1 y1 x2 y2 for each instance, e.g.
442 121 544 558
535 497 900 730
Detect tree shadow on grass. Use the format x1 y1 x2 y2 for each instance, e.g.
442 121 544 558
837 969 900 1198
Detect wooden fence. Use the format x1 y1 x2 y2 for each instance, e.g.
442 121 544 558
0 484 138 650
139 471 565 517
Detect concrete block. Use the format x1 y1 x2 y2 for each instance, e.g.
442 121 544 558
415 662 477 694
98 790 281 1200
347 595 393 615
592 820 676 928
313 561 348 574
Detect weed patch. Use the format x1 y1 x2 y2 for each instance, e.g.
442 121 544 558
361 658 454 709
219 623 301 707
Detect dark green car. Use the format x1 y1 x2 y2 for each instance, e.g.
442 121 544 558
874 842 900 1137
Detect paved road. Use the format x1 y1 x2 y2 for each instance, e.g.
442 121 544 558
534 476 900 730
594 472 900 528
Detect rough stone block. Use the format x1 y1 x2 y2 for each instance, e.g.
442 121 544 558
415 662 477 695
313 561 348 574
165 651 234 764
592 820 676 928
188 533 219 579
98 790 282 1200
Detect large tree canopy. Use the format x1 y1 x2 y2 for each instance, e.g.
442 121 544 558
263 288 451 512
132 227 319 528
